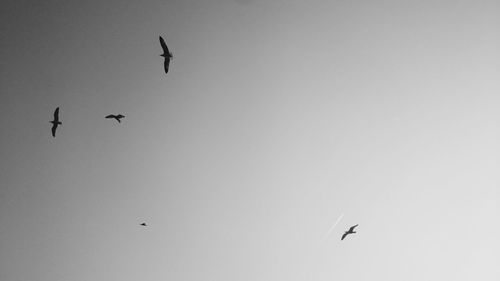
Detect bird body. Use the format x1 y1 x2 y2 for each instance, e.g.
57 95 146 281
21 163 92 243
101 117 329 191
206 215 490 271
341 224 358 240
105 114 125 123
50 107 62 137
159 36 173 74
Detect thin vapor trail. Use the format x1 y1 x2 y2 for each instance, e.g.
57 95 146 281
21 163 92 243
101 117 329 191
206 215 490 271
323 213 344 242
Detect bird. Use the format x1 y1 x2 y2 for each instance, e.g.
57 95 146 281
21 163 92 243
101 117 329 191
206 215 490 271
50 107 62 137
159 36 173 74
140 223 147 226
105 114 125 123
341 224 358 240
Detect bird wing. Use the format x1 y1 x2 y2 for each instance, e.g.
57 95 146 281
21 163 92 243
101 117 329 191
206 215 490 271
105 115 115 119
159 36 169 54
117 114 125 118
164 57 170 74
341 232 348 240
53 107 60 122
51 123 57 137
349 224 359 232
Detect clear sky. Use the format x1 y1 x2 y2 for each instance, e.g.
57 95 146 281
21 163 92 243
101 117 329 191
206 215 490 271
1 0 499 280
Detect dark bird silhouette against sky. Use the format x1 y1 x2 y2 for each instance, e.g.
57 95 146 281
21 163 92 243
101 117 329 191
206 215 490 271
105 114 125 123
341 224 358 240
50 107 62 137
140 223 147 226
159 36 173 74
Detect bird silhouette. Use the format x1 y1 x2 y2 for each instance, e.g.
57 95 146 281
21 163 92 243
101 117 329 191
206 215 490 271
50 107 62 137
159 36 173 74
341 224 358 240
140 223 147 226
105 114 125 123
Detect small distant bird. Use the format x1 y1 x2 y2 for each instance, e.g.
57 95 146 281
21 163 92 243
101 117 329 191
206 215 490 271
50 107 62 137
140 223 147 226
159 36 173 74
105 114 125 123
341 224 358 240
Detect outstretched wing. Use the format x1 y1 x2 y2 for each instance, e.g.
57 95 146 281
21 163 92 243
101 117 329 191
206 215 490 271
51 123 57 137
53 107 60 122
163 57 170 74
341 232 348 240
159 36 169 54
349 224 359 232
116 114 125 118
105 115 115 119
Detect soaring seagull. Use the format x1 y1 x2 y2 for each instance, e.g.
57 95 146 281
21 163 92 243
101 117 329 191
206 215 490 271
50 107 62 137
159 36 173 74
341 224 358 240
105 114 125 123
140 223 147 226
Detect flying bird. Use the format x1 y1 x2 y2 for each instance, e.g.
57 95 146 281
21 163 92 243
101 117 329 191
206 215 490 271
159 36 173 74
50 107 62 137
140 223 147 226
105 114 125 123
341 224 358 240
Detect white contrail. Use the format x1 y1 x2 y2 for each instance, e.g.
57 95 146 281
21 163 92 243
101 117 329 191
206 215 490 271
323 213 344 242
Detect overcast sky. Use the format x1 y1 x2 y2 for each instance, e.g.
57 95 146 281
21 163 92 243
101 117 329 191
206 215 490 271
1 0 499 280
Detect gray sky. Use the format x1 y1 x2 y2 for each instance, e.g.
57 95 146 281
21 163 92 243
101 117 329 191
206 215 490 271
1 0 499 280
